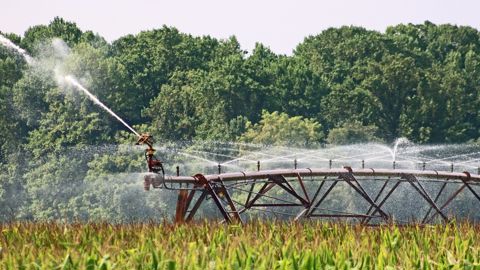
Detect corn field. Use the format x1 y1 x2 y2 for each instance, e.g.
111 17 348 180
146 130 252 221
1 221 480 269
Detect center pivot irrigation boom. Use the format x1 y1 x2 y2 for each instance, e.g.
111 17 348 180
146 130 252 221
137 134 480 224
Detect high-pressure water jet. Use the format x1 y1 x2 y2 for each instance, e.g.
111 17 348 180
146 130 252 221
0 35 141 138
64 75 140 137
0 34 33 64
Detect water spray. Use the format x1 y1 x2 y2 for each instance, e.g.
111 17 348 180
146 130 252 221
0 34 33 64
61 76 167 191
64 75 140 137
62 78 166 189
0 35 140 137
0 35 162 178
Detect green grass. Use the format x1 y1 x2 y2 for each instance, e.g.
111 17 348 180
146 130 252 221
1 221 480 269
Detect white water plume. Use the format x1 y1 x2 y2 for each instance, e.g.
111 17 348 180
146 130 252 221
0 34 140 137
391 137 411 161
64 75 140 137
166 141 480 175
0 34 33 64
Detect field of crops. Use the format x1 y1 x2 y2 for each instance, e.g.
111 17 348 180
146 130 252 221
1 221 480 269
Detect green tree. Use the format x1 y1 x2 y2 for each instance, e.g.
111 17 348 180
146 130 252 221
240 110 324 147
110 27 222 125
62 42 136 132
320 82 378 131
21 17 83 54
401 51 479 143
0 33 30 160
295 26 388 85
27 88 112 157
361 54 420 140
270 56 330 120
12 69 55 129
23 87 112 220
0 153 29 221
145 39 263 141
326 121 381 145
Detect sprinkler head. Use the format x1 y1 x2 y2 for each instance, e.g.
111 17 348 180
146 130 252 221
137 132 156 157
137 133 164 175
136 133 154 148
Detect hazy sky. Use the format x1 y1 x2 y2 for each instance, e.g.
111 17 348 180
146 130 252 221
1 0 480 54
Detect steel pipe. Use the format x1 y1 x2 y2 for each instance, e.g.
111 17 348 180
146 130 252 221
146 168 480 185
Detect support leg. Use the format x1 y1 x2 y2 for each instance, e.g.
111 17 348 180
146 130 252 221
175 189 189 223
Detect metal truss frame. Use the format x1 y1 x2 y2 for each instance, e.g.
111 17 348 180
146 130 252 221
143 167 480 224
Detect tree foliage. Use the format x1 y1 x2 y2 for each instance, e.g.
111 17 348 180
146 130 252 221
240 110 324 147
326 121 381 145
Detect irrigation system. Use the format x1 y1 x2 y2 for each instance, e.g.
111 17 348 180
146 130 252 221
138 134 480 225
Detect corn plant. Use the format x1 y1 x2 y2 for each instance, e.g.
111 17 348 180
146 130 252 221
1 221 480 269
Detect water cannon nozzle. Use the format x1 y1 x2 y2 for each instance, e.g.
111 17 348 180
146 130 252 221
136 133 164 175
136 133 154 148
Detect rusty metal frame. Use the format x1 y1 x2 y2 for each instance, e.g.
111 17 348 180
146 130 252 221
175 174 243 224
146 168 480 224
